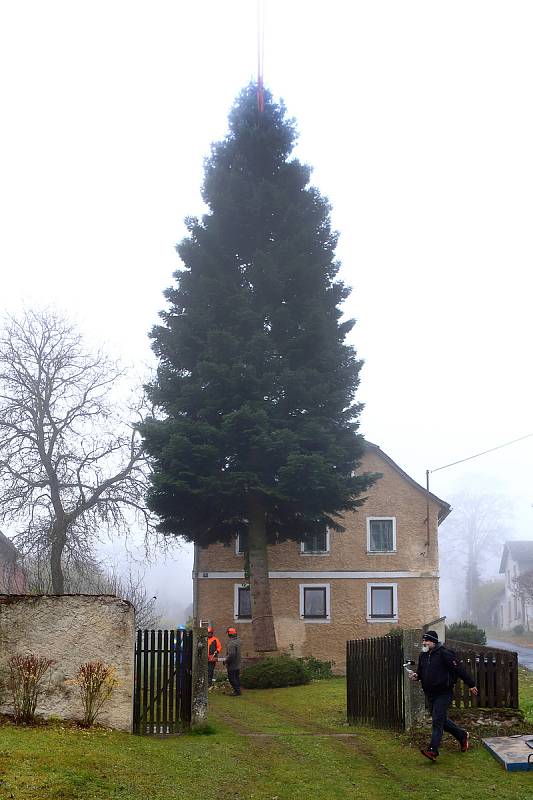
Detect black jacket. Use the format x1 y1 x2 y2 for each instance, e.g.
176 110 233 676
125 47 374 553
225 637 242 671
416 643 475 696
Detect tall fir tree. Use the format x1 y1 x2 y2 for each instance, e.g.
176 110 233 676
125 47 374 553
141 85 377 652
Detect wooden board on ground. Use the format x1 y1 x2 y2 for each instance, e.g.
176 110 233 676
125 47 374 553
483 735 533 771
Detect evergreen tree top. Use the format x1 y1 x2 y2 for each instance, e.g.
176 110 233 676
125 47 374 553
141 84 377 546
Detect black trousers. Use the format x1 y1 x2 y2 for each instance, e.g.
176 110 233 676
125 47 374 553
428 691 466 753
208 661 216 684
227 669 241 694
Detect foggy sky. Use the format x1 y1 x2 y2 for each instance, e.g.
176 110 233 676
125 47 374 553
1 1 532 621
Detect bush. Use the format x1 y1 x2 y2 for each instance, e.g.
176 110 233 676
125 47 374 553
71 661 118 727
8 654 55 724
512 624 525 636
240 656 310 689
297 655 334 680
387 627 404 637
446 621 487 645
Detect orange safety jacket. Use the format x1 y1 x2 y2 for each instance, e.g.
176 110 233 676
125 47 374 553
208 635 222 662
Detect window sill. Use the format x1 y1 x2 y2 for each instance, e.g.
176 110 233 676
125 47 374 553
300 552 330 557
301 616 330 624
234 618 252 623
367 617 398 624
366 550 397 555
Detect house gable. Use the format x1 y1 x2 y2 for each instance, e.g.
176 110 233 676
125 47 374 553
499 541 533 575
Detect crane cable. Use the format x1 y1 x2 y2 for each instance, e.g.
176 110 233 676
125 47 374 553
257 0 265 112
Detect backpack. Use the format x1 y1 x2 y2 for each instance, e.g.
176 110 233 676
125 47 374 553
440 646 460 686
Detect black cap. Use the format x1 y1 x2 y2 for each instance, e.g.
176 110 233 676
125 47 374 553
422 630 439 644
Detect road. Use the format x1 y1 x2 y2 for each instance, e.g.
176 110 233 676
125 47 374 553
487 638 533 670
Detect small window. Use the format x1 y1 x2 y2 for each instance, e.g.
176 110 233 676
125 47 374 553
235 531 248 555
299 584 330 622
236 586 251 619
367 583 397 622
301 529 329 554
367 518 396 553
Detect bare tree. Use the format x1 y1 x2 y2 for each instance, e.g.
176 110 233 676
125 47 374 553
439 492 512 620
23 552 161 628
0 309 152 593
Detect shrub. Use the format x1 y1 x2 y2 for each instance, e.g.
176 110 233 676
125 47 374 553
8 654 55 723
387 627 404 637
297 655 334 680
72 661 118 727
446 621 486 645
240 655 310 689
512 624 525 636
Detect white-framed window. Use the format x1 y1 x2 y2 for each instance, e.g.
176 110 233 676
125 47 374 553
233 584 252 621
299 583 330 623
235 531 248 555
367 517 396 553
367 582 398 622
300 528 330 555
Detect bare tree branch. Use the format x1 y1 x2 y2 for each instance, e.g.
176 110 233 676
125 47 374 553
439 491 512 620
0 309 155 592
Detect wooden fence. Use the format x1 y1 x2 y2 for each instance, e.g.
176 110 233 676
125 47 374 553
447 640 519 709
346 635 405 731
347 634 519 731
133 629 193 735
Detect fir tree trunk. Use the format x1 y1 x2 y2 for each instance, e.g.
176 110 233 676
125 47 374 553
248 495 277 652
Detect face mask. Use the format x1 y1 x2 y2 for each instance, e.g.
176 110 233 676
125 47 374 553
421 645 429 653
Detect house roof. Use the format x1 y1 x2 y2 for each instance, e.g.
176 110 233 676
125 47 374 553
364 441 452 524
499 540 533 573
0 531 21 562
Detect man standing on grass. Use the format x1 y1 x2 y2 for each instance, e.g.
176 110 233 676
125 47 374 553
225 627 242 696
410 630 478 762
207 625 222 689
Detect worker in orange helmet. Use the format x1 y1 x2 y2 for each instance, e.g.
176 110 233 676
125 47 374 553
207 625 222 688
225 627 242 696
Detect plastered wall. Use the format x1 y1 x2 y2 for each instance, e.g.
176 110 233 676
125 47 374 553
0 594 134 731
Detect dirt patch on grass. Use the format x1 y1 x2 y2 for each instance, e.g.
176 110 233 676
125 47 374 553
404 706 531 751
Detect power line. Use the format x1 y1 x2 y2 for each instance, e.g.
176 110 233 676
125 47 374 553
423 430 533 550
430 432 533 474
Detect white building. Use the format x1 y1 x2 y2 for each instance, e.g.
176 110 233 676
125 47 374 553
498 541 533 630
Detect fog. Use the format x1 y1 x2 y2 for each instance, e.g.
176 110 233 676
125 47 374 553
1 2 533 624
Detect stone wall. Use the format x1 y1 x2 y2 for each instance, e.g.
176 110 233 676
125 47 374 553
0 594 134 731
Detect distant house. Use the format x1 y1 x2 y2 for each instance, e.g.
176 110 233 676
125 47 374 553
0 531 26 593
498 541 533 629
194 442 451 671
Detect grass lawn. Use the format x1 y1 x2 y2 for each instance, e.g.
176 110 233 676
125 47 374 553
1 674 533 800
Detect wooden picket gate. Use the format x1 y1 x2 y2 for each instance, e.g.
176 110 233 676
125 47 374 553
133 629 193 735
346 635 405 731
447 640 519 709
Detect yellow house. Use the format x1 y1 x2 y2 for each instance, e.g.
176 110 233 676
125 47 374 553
193 442 450 671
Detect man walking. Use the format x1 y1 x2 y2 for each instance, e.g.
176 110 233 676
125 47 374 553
410 630 478 762
225 627 242 696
